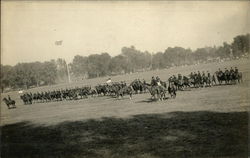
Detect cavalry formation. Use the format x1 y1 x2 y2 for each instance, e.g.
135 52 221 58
168 67 242 90
3 66 243 108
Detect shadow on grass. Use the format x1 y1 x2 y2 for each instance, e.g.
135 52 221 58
136 97 172 103
1 111 248 158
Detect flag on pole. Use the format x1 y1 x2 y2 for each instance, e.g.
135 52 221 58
55 40 63 45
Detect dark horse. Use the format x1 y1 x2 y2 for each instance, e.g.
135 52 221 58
168 83 176 98
117 86 133 99
3 98 16 109
130 80 146 93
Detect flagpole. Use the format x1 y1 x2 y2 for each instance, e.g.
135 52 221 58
65 60 71 83
150 52 153 70
55 40 70 83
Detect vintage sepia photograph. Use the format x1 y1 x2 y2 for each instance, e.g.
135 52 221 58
1 1 249 158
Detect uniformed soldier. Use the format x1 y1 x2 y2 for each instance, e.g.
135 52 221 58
201 71 206 87
230 67 234 74
224 68 230 84
234 67 238 74
8 95 11 101
189 72 193 79
197 71 202 87
151 76 157 86
156 76 161 85
229 67 235 84
207 71 212 86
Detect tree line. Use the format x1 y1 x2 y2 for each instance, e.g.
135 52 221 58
1 33 249 92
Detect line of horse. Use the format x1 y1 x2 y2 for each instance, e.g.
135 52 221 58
3 68 243 108
17 80 176 105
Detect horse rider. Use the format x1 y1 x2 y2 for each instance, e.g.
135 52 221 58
202 71 206 78
156 76 161 86
218 68 223 76
151 76 157 86
229 67 235 83
197 71 202 87
207 71 211 78
168 76 173 85
201 71 206 87
230 67 234 74
234 67 238 74
8 95 12 101
177 74 182 82
224 68 230 84
207 71 212 86
189 72 193 79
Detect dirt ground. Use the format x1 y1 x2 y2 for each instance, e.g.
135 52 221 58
1 59 249 158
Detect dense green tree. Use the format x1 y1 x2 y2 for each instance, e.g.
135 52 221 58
231 34 249 57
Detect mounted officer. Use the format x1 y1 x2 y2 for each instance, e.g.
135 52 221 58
197 71 202 87
234 67 238 74
156 76 161 86
8 95 12 101
151 76 157 86
224 68 230 84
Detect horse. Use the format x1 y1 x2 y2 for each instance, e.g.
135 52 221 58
3 98 16 109
176 76 191 90
117 86 133 99
235 72 243 83
168 83 176 98
201 75 211 87
144 84 166 101
20 94 32 104
216 71 225 85
130 79 145 94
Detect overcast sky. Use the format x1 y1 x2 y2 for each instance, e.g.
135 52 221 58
1 1 249 65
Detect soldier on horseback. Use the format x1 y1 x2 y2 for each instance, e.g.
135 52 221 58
197 71 202 87
235 67 238 74
229 67 235 84
207 71 212 87
217 68 223 85
224 68 230 84
8 95 11 101
3 95 16 109
151 76 157 86
156 76 161 86
201 71 206 87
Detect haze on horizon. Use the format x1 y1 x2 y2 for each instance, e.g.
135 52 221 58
1 1 249 66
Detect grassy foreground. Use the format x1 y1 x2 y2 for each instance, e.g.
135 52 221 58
1 111 248 158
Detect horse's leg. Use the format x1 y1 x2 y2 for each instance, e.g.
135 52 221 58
157 92 160 101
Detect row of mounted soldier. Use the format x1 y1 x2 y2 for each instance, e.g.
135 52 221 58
4 66 243 107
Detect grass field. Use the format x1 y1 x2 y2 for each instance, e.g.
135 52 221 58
1 58 250 158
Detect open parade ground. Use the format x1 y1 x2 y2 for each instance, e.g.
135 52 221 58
1 59 249 158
